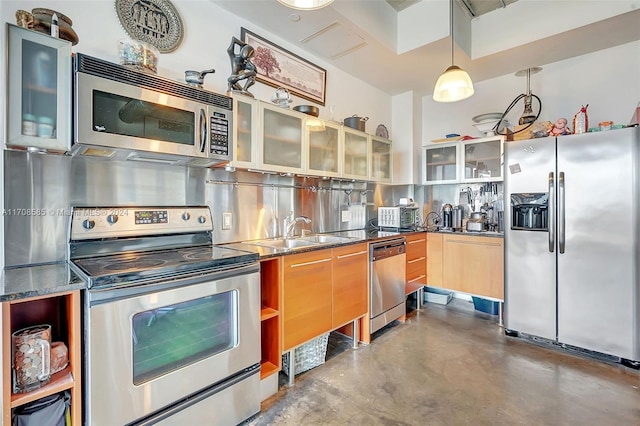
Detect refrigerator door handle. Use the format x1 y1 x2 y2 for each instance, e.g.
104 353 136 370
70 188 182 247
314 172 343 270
558 171 566 254
548 172 555 253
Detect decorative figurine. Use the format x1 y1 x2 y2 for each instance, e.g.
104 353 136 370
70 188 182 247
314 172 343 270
548 117 572 136
226 36 256 97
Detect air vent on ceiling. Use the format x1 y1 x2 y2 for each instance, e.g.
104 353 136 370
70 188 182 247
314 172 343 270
300 21 367 60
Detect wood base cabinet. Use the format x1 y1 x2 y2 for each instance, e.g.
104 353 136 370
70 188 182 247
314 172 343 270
442 235 504 300
282 244 369 352
406 233 427 295
427 233 444 288
2 291 81 425
282 249 333 351
332 243 368 328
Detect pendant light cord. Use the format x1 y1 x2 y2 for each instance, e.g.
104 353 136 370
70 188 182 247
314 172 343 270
450 0 454 65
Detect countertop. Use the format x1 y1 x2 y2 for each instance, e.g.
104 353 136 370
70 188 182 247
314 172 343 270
1 228 502 301
0 262 86 302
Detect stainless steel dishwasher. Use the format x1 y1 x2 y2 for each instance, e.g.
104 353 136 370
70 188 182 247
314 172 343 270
370 238 407 333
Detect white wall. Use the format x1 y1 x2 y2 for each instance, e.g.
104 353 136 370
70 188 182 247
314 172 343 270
0 0 392 132
422 40 640 144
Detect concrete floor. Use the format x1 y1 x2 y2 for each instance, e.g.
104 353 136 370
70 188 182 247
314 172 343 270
246 298 640 425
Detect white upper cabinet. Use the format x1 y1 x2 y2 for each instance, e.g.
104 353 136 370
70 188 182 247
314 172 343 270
306 120 341 179
422 142 460 184
6 24 72 153
342 127 370 181
422 136 504 184
258 103 306 174
461 135 504 182
230 94 259 169
370 135 392 183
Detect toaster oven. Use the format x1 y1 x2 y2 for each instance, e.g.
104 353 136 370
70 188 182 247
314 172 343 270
378 206 419 230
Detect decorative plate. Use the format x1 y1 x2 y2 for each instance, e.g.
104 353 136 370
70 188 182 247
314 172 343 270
376 124 389 139
114 0 183 53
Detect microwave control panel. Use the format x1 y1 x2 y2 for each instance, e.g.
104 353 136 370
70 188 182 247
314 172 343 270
210 112 229 156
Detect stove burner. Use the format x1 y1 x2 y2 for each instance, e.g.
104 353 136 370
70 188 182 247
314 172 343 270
182 248 213 261
102 259 167 271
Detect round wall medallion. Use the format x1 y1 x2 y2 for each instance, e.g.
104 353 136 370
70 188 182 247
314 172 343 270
114 0 183 53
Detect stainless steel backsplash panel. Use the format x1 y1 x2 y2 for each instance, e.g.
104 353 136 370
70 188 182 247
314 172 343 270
5 150 472 266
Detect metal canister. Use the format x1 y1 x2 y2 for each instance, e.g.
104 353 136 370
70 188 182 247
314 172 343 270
453 206 463 230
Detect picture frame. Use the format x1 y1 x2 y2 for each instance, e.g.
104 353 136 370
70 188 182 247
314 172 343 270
241 27 326 106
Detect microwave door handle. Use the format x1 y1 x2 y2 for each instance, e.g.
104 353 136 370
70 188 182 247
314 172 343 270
548 172 555 253
199 108 207 153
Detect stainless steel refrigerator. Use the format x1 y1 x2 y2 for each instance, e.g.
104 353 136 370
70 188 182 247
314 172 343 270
504 126 640 365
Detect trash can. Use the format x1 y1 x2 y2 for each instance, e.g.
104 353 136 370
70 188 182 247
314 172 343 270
12 391 70 426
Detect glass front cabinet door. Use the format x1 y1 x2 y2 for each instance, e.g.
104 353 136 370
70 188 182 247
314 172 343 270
461 135 504 182
370 135 392 182
422 142 459 184
231 95 259 169
342 127 370 180
258 103 305 173
6 24 72 152
306 120 341 178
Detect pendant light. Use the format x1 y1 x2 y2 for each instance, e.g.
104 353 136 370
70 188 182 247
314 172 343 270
433 0 474 102
277 0 334 10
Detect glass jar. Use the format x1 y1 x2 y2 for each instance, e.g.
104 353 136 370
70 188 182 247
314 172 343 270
37 116 55 138
22 114 37 136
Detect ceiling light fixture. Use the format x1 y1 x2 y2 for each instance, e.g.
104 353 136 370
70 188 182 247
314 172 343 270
277 0 334 11
433 0 474 103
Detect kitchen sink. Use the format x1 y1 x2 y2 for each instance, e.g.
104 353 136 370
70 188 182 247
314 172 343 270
248 238 317 250
243 234 357 251
298 235 354 244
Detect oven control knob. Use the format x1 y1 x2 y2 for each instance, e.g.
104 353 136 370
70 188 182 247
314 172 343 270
82 219 95 230
107 214 118 224
182 212 191 221
198 216 206 224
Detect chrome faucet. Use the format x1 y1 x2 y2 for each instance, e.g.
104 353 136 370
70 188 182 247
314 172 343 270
283 212 311 238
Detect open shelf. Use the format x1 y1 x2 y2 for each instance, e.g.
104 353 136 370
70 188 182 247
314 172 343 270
10 365 74 408
260 361 279 380
261 306 279 321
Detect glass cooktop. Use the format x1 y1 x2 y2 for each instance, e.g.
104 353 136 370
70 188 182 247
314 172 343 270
72 245 258 288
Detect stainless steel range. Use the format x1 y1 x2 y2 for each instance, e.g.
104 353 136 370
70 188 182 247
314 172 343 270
68 206 261 425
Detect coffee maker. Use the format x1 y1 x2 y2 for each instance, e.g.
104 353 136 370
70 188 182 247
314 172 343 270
442 204 453 230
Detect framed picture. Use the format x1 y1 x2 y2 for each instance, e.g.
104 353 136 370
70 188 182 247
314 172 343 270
241 27 326 106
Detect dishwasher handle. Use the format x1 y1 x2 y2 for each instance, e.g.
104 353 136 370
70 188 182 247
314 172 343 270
370 239 406 261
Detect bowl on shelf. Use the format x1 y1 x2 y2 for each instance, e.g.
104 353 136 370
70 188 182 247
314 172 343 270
472 118 511 136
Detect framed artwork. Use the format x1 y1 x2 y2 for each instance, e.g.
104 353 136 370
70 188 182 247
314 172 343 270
115 0 184 53
241 27 326 106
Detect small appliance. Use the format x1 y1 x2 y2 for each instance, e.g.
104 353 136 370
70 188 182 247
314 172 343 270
442 204 453 230
378 206 418 230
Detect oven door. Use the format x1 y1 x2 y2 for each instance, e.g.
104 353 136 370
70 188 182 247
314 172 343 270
75 72 209 158
85 265 260 425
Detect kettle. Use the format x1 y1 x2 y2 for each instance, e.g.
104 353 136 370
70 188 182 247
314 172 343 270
271 87 292 108
184 68 215 87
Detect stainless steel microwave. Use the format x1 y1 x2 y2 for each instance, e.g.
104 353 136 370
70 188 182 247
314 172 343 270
73 53 232 166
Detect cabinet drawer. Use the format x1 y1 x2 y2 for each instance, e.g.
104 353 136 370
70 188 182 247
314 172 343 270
405 234 427 261
407 257 426 281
